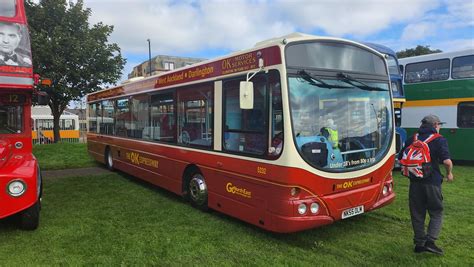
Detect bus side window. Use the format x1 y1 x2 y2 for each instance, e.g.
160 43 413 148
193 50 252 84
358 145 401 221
458 102 474 128
223 74 267 156
150 92 176 143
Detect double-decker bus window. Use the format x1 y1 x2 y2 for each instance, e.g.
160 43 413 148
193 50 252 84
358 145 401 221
0 0 15 17
177 83 213 147
0 105 22 134
101 100 115 135
151 93 176 143
88 103 98 132
458 102 474 128
223 74 267 155
130 94 150 139
452 55 474 79
115 98 130 137
405 59 450 83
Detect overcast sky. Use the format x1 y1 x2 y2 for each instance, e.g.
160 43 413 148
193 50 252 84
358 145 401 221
81 0 474 82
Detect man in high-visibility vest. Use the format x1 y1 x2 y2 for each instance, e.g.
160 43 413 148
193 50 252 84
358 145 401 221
321 119 339 149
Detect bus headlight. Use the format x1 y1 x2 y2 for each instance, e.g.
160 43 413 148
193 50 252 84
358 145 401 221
382 185 389 196
297 203 307 215
310 202 320 214
7 180 26 197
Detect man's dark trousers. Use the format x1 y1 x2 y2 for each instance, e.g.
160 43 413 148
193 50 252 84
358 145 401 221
409 181 443 246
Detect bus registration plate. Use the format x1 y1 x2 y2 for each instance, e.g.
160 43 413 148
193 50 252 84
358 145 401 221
342 205 364 219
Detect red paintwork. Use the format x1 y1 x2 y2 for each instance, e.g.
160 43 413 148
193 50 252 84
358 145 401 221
0 91 39 220
88 134 396 233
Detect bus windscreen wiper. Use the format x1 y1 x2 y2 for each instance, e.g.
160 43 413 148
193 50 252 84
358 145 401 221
297 70 351 89
336 72 388 91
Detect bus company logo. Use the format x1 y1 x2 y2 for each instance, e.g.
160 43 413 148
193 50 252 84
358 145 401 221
126 152 159 168
221 52 257 75
226 182 252 199
334 178 371 191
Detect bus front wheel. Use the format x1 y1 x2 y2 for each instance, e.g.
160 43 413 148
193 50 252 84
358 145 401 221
188 172 208 211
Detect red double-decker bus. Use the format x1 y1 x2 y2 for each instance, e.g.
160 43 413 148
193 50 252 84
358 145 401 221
87 33 396 233
0 0 42 230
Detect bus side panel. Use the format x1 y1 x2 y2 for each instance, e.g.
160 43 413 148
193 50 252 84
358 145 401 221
405 127 474 161
108 137 185 196
87 135 106 164
206 168 269 229
442 128 474 161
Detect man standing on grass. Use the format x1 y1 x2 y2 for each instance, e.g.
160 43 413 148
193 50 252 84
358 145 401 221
400 114 454 255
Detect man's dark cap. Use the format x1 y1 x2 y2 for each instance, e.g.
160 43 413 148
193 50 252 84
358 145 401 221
421 114 446 126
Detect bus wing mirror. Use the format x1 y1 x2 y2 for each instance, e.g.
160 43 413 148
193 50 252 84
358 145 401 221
239 81 254 109
239 58 264 110
37 92 49 105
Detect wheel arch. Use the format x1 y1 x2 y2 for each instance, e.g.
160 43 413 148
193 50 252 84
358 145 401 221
181 164 201 198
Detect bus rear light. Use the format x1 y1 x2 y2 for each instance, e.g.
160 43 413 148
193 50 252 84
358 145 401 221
297 203 307 215
290 187 300 197
7 179 26 197
310 202 320 214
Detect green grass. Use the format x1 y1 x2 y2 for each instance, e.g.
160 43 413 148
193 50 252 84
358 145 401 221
1 167 473 265
33 143 98 170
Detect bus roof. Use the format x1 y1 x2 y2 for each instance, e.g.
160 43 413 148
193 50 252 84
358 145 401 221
363 42 397 57
399 48 474 65
88 33 384 102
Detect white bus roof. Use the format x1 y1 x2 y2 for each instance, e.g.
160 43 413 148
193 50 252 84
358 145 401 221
399 48 474 65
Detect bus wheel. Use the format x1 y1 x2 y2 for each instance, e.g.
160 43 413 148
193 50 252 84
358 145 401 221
19 200 40 230
188 172 208 211
105 147 114 171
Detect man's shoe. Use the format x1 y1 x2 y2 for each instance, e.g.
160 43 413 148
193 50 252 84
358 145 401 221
425 241 444 255
414 245 427 253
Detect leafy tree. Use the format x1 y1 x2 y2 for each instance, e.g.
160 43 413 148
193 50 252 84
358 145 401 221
396 45 442 59
26 0 125 142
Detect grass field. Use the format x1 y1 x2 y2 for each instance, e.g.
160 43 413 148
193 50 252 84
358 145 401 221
1 162 473 265
33 143 98 170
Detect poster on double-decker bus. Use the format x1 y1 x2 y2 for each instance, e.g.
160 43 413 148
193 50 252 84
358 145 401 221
0 21 32 75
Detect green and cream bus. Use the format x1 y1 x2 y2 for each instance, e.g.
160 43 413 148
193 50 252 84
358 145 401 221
399 49 474 161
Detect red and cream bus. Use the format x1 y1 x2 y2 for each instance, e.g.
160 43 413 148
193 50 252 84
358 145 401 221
0 0 42 230
87 33 396 233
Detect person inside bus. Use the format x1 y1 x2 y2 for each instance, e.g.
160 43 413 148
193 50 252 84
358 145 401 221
0 22 32 66
320 119 339 149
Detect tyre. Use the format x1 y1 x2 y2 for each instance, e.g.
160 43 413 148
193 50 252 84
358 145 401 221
188 172 208 211
105 147 114 171
19 200 40 230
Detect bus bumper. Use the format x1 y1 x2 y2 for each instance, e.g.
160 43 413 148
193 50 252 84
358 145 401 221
0 156 39 220
266 213 334 233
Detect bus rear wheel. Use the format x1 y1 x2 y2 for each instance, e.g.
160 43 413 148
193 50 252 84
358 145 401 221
105 147 114 171
188 172 208 211
19 200 40 230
